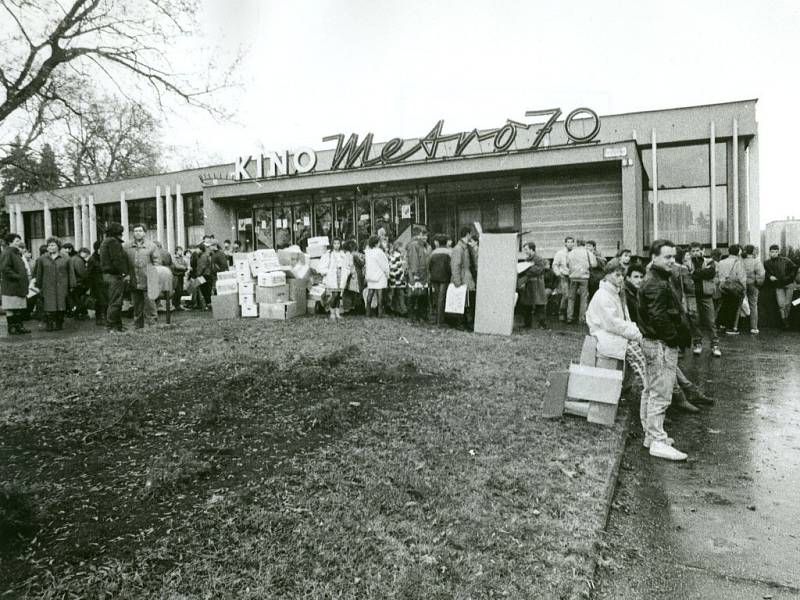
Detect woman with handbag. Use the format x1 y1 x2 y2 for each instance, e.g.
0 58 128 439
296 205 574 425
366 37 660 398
716 244 747 334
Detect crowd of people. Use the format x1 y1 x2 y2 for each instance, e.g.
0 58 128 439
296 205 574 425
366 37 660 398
582 237 798 462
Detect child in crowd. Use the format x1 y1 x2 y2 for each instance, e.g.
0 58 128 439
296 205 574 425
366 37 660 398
318 238 353 321
388 240 407 316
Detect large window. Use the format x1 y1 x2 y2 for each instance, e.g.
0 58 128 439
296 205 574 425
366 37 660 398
641 142 728 246
52 208 74 237
127 199 158 241
96 203 121 239
24 211 45 240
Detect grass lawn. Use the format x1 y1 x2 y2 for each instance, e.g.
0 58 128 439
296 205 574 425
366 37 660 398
1 315 626 599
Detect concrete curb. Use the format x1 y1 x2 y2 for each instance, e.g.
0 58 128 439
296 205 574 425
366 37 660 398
570 404 632 600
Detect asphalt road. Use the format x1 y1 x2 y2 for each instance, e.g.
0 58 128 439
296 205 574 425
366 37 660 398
595 330 800 599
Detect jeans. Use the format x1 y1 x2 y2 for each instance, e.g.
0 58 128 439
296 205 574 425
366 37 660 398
558 276 570 318
431 282 448 325
407 288 428 321
388 287 407 316
567 279 589 323
522 304 546 327
641 339 678 444
366 288 384 317
775 285 794 321
173 275 185 309
130 288 157 328
718 291 743 330
693 296 719 347
103 274 126 328
733 284 760 331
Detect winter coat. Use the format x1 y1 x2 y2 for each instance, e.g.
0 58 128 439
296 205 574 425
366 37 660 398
672 264 695 299
99 236 128 276
552 247 570 278
34 253 70 312
405 238 431 286
567 246 596 280
586 280 643 360
388 251 406 288
450 240 476 290
742 257 765 287
638 264 691 349
624 280 641 324
123 239 161 290
690 255 717 298
319 249 354 291
716 256 746 290
68 255 88 289
195 250 213 279
364 247 390 289
171 254 188 277
0 245 29 299
210 249 229 274
85 253 104 298
351 251 366 291
428 247 452 283
764 256 798 288
518 253 548 306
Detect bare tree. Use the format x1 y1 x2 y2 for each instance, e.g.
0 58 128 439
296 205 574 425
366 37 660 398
0 0 235 160
64 95 162 185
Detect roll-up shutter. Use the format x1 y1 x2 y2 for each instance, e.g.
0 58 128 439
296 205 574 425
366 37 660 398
520 165 623 259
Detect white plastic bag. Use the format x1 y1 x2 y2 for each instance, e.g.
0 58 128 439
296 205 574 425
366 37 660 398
739 295 750 317
445 283 467 314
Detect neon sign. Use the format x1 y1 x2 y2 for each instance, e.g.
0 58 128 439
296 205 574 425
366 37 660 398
233 107 600 181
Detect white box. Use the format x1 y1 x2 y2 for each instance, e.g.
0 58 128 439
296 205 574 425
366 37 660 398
307 236 330 247
258 271 286 287
234 259 250 273
567 364 623 405
237 270 254 284
215 280 238 296
239 281 254 295
216 270 238 282
239 293 255 306
258 301 299 320
240 303 258 318
307 244 326 259
254 249 277 261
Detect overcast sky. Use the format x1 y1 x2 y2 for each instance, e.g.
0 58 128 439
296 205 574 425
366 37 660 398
165 0 799 227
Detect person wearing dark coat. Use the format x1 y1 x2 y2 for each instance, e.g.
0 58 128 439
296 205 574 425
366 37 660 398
86 240 107 326
68 247 90 320
99 222 129 332
518 242 548 329
427 235 452 326
1 233 32 335
34 237 72 331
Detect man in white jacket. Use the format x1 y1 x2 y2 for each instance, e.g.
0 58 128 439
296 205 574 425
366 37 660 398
551 236 574 321
585 262 647 401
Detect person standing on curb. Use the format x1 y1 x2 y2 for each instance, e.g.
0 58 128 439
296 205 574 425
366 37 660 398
551 236 574 322
1 233 32 335
689 242 721 357
428 235 451 326
638 239 691 461
764 244 798 328
123 224 161 329
99 223 128 332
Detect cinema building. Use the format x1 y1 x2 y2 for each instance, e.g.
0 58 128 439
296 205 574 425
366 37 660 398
4 99 759 258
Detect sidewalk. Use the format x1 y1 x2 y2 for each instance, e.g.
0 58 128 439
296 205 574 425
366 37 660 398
595 330 800 599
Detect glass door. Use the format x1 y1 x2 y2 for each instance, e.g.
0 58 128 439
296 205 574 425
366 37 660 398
314 202 333 242
274 205 292 249
334 199 355 241
293 203 312 250
254 207 273 249
394 192 417 239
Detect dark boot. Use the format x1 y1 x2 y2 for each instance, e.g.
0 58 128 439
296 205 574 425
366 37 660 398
45 316 55 332
671 389 699 413
686 388 714 405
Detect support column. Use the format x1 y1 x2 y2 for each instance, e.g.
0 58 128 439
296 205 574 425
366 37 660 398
651 129 658 240
710 122 717 249
73 200 82 246
81 196 90 249
43 199 53 239
15 204 24 239
155 185 164 245
165 185 175 253
175 184 186 249
88 194 97 249
747 136 760 249
737 138 748 247
732 119 739 243
120 191 129 242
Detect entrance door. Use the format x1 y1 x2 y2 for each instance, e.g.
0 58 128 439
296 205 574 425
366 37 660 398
254 208 273 249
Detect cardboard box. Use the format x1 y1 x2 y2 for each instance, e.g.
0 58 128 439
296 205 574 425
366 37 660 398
215 279 239 296
307 244 326 258
236 270 254 284
254 249 277 261
238 281 254 295
216 270 238 282
258 301 298 320
212 293 239 320
308 284 326 301
289 279 308 315
239 293 255 306
240 303 258 318
291 263 310 280
541 370 569 418
255 284 288 304
306 236 330 247
234 259 250 273
567 364 623 405
277 248 304 266
258 271 286 287
309 257 321 273
232 252 251 264
587 401 618 426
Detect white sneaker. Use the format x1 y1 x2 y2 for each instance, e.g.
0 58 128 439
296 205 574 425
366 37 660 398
750 329 759 334
643 436 674 448
712 346 722 358
692 344 703 356
649 441 688 461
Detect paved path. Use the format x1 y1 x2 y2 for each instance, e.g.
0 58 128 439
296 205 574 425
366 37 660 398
595 330 800 599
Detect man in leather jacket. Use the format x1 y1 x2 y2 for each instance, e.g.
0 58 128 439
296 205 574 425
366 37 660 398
638 239 692 461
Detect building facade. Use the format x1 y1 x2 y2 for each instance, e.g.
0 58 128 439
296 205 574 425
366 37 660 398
764 218 800 253
5 99 759 258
